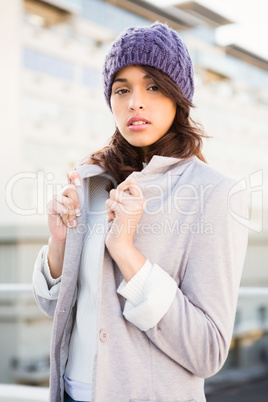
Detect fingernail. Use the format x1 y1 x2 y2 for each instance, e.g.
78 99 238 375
76 209 81 217
74 178 81 187
67 220 77 228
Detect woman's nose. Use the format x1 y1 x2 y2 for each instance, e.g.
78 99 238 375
128 91 145 111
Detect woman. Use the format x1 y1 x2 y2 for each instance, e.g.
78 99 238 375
33 23 248 402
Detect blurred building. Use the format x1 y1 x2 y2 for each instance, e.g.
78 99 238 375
0 0 267 385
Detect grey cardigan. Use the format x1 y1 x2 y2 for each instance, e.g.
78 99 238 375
33 156 248 402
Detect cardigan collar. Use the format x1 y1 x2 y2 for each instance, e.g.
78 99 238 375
77 155 196 181
139 155 195 176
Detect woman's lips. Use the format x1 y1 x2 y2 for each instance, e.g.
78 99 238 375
127 116 151 131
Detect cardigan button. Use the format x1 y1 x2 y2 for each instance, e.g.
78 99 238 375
99 329 110 343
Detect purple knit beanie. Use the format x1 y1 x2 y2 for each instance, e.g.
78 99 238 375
103 22 194 109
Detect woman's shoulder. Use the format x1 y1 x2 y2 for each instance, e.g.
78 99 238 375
184 156 236 187
174 156 244 206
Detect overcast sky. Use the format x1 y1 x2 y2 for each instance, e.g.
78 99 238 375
146 0 268 59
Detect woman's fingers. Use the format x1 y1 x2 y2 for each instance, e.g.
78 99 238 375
117 178 142 198
48 184 81 228
67 170 81 187
105 198 116 222
106 179 144 222
62 184 81 213
48 195 76 228
55 194 77 227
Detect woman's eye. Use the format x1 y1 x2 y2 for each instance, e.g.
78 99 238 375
115 89 128 95
148 85 158 92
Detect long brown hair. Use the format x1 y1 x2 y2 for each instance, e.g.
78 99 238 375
83 65 206 188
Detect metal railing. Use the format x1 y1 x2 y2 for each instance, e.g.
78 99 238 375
0 384 48 402
238 287 268 298
1 283 268 297
0 284 33 294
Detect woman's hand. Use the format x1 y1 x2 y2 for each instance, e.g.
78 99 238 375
105 178 146 281
47 183 81 242
46 171 81 278
106 178 144 246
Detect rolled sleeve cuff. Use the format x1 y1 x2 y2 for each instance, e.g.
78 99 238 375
119 262 178 331
33 245 61 300
117 259 152 305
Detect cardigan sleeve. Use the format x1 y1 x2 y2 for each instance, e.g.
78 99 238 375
118 260 177 328
120 178 248 378
117 259 177 328
32 245 61 318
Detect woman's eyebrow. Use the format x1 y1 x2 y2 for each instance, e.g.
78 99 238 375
112 74 152 85
112 78 127 85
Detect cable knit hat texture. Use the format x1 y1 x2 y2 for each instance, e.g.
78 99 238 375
103 22 194 108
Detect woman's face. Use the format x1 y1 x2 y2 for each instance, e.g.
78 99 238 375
110 66 176 152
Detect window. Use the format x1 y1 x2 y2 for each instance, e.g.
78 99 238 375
23 48 75 81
